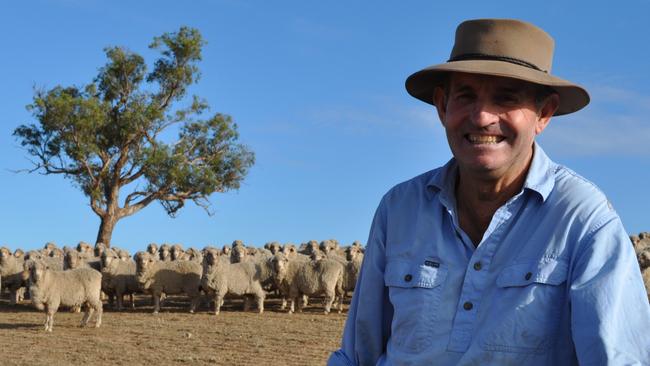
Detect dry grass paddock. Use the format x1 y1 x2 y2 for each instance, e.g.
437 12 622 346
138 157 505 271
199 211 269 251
0 294 347 365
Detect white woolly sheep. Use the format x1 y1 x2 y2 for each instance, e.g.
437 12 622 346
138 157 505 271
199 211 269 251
100 249 139 310
0 247 27 304
271 253 344 314
200 250 266 315
159 244 172 262
134 251 202 314
27 260 102 332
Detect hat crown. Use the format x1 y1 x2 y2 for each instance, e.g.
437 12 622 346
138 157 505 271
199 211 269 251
450 19 555 73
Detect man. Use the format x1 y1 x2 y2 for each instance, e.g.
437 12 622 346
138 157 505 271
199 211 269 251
328 19 650 365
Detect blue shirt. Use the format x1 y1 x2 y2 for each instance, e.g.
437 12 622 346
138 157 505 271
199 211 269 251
328 143 650 366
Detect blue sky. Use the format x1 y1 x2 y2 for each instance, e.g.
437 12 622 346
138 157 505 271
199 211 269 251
1 1 649 254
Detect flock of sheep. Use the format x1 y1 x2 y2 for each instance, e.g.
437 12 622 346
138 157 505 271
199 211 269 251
0 239 365 331
3 232 649 333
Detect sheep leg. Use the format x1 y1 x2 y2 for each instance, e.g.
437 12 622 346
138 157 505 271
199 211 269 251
130 294 135 309
153 293 161 314
116 293 124 311
214 294 224 315
189 295 199 314
93 300 103 328
323 291 335 314
243 296 251 312
280 297 287 310
81 304 94 327
10 289 19 305
256 294 264 314
45 303 58 332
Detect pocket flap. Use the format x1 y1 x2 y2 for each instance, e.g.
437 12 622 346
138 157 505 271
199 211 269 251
497 259 569 287
384 259 447 289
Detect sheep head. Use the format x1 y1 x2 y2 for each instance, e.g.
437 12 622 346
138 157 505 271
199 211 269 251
171 244 185 261
64 251 82 270
146 243 158 256
159 244 171 261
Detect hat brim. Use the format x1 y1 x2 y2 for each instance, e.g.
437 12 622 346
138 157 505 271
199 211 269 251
405 60 590 116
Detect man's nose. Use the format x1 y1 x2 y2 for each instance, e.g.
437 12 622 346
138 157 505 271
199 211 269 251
470 98 499 127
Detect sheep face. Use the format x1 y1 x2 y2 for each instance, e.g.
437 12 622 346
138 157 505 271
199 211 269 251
64 251 82 269
267 242 281 255
306 241 320 255
221 245 231 256
231 245 247 263
159 245 171 261
146 243 158 256
77 241 93 255
271 255 290 282
281 244 297 259
50 248 64 259
171 245 185 261
346 246 363 261
101 250 118 270
13 249 25 259
29 262 47 284
43 242 58 253
0 247 12 265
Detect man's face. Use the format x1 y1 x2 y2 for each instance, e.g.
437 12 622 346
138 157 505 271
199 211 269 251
434 72 557 180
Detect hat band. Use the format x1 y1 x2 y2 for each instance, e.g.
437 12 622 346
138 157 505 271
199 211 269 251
448 53 548 73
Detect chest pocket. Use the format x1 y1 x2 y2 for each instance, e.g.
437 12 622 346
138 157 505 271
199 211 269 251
482 258 569 354
384 259 447 353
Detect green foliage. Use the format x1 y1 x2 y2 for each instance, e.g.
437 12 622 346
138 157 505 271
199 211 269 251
13 26 255 229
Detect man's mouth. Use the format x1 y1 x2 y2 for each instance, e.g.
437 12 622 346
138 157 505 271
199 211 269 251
466 134 505 144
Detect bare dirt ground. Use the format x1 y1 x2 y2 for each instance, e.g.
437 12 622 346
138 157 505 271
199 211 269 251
0 294 347 366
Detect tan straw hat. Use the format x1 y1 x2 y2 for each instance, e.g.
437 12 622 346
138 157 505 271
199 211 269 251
405 18 590 116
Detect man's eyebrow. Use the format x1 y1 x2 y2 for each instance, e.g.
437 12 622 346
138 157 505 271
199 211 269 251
451 85 474 94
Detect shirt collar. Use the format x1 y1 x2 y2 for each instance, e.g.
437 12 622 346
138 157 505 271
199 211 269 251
425 141 556 203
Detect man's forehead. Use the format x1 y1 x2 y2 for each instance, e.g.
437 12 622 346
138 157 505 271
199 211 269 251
448 72 536 92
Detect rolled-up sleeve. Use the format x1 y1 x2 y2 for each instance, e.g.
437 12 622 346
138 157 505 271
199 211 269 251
570 214 650 365
328 197 393 366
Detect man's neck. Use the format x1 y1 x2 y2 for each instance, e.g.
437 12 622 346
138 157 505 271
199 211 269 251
455 157 532 246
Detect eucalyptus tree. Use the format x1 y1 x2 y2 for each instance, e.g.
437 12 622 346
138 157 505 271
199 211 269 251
14 27 255 246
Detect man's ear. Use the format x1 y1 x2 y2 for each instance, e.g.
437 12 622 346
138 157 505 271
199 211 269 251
535 93 559 135
433 86 447 125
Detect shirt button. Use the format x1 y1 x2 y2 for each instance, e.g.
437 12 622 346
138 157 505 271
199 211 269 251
473 262 482 271
463 301 473 311
525 272 532 280
404 274 412 282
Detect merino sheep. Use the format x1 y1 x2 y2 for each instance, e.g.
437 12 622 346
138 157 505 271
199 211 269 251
134 251 202 314
76 241 94 258
27 260 102 332
159 244 172 262
265 241 282 255
200 250 266 315
271 253 344 314
64 250 100 272
171 244 186 261
100 249 139 310
230 243 249 263
0 247 26 304
146 243 159 259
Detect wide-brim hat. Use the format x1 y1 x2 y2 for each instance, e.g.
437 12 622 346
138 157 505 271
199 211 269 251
405 19 590 116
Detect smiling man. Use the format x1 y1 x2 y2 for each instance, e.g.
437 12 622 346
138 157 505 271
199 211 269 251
328 19 650 365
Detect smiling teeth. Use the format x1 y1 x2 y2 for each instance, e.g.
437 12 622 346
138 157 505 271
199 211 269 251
467 135 502 144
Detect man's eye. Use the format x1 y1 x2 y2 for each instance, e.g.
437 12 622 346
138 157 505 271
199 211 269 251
454 93 473 101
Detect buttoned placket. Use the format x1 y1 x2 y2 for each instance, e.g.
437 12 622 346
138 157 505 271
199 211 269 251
446 192 526 353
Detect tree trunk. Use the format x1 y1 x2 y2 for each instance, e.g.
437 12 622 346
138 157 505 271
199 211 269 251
96 214 119 247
